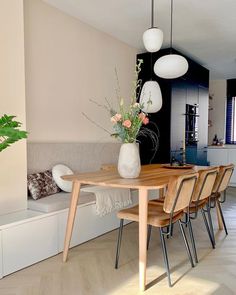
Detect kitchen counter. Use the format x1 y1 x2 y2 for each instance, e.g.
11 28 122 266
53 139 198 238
208 145 236 149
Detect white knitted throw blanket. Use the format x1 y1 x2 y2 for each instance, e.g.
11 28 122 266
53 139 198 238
81 186 132 217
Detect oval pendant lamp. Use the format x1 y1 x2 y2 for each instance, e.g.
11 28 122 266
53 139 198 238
154 0 188 79
140 48 162 113
154 54 188 79
143 0 163 52
140 80 162 113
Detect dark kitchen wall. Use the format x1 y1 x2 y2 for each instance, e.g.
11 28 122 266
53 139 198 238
137 48 209 165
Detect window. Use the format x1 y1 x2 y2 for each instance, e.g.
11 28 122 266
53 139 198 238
226 80 236 144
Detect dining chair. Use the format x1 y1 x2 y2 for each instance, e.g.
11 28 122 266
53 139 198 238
100 164 117 171
210 164 234 236
115 172 198 287
183 167 219 263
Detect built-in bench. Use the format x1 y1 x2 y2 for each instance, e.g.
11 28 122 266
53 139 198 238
27 142 121 213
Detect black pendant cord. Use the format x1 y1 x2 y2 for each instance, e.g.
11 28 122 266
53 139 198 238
151 0 154 28
150 0 154 80
150 53 153 81
170 0 173 53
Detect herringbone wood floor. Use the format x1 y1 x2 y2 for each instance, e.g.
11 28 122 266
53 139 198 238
0 189 236 295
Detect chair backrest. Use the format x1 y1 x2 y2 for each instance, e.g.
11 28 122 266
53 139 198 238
163 172 198 214
100 164 116 171
213 164 234 193
192 167 219 202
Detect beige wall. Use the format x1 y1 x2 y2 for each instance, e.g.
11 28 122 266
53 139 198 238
24 0 137 143
0 0 27 215
208 80 227 144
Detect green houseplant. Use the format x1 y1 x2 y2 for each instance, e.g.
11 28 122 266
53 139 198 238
0 114 27 152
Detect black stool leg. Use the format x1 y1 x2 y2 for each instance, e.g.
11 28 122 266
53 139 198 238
147 225 152 250
201 209 215 249
217 200 228 235
159 228 171 287
115 219 124 269
178 221 194 268
188 220 198 263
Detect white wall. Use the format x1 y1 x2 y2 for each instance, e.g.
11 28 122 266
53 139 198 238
24 0 137 143
0 0 27 215
208 80 227 144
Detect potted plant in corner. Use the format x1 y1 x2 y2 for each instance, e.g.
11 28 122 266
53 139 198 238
0 114 27 152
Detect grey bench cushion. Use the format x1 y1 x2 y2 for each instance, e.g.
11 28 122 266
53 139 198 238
27 191 96 213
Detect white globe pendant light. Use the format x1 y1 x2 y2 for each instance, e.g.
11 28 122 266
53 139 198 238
154 0 189 79
140 80 162 113
143 0 163 53
154 54 188 79
143 28 163 53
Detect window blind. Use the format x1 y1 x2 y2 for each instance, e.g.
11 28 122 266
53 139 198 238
226 79 236 144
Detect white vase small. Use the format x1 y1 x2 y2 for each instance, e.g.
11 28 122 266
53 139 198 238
118 143 141 178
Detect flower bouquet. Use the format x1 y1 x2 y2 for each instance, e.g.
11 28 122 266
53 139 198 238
83 59 159 178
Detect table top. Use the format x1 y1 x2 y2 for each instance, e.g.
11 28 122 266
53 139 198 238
62 164 209 190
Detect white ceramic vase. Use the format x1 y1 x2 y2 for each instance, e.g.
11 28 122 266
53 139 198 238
118 143 141 178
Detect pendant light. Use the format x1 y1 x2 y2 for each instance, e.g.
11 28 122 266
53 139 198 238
140 55 162 113
143 0 163 52
154 0 189 79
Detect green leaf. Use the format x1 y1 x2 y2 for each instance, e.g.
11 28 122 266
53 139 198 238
0 114 28 152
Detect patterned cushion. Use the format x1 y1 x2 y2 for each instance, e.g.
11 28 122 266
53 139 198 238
27 170 61 200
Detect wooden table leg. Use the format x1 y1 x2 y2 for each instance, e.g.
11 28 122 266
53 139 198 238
139 188 148 292
216 200 223 230
63 181 81 262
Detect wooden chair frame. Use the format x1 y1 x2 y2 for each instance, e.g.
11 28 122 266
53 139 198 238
210 166 234 236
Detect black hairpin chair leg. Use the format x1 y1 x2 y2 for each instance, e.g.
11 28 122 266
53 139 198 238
188 219 198 263
147 225 152 250
115 219 124 269
201 209 215 249
178 221 194 268
159 228 171 287
217 200 228 235
207 205 216 246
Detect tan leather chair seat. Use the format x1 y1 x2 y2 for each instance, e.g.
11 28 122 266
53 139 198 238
117 202 183 228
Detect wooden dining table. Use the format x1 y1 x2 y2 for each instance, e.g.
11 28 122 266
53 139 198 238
62 164 223 292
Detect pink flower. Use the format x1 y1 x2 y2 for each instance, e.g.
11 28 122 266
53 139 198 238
114 114 122 121
138 112 149 125
138 112 146 121
142 117 149 125
123 119 132 128
111 113 122 123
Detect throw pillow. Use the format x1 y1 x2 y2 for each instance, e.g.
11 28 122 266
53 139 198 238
28 170 61 200
52 164 73 192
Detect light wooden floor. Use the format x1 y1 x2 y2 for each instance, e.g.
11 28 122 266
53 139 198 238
0 189 236 295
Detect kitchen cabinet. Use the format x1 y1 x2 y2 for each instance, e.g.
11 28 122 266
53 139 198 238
207 147 236 186
207 148 228 165
227 149 236 184
171 81 186 152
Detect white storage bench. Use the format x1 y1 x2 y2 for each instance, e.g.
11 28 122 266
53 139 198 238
0 200 123 278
